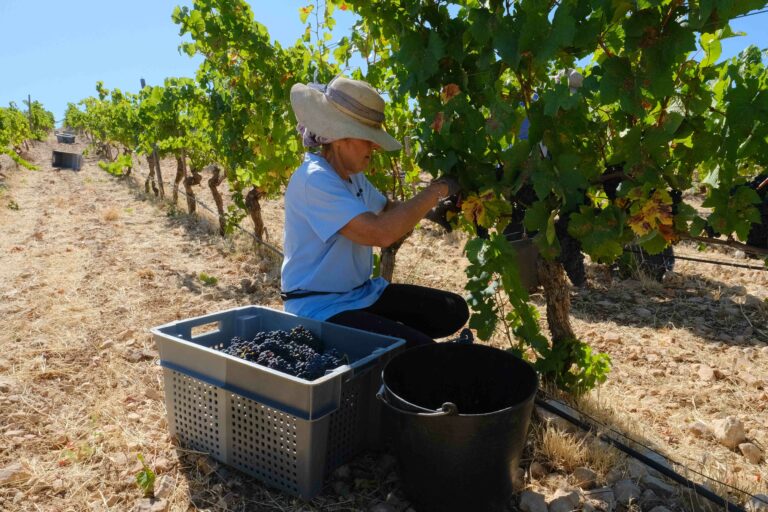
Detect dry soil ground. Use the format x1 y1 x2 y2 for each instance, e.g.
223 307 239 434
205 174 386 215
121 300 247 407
0 135 766 511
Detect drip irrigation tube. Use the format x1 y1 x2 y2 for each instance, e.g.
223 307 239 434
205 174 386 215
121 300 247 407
533 397 748 512
662 253 767 272
624 247 768 272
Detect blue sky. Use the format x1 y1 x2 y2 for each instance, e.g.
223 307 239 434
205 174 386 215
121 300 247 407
0 1 357 123
0 2 765 124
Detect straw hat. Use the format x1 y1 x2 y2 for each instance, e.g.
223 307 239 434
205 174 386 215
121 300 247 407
290 76 402 152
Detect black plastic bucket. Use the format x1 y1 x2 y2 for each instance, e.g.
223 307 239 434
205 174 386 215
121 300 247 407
379 343 538 512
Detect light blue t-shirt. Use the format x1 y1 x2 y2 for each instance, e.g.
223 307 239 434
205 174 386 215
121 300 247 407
281 152 389 320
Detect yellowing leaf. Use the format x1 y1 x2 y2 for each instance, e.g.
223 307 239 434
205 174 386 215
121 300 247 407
440 83 461 103
627 190 675 240
461 191 496 227
299 5 314 24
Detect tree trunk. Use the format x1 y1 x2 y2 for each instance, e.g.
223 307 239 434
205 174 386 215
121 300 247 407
123 147 132 177
380 247 397 282
153 149 165 199
145 155 156 195
173 153 185 204
245 186 265 240
380 233 409 282
537 258 576 344
183 166 203 214
208 165 226 236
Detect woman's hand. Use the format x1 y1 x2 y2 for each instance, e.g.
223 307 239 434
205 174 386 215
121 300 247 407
340 180 459 247
431 176 461 199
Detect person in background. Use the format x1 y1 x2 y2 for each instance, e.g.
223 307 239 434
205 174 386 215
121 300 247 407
282 76 470 348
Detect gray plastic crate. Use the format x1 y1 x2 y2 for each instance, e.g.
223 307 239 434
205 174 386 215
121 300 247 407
151 305 405 500
55 133 76 144
51 150 82 171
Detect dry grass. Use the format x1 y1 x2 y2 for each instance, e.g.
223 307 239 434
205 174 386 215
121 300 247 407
529 407 623 479
0 137 285 511
137 268 155 280
102 206 120 222
538 424 589 471
0 135 766 511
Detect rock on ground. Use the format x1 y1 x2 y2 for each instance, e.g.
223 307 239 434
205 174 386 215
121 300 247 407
698 365 717 382
604 467 623 485
153 475 175 500
133 498 168 512
748 495 768 512
711 416 747 449
639 489 662 509
573 467 597 489
688 421 711 438
0 462 31 485
640 475 676 497
530 461 548 480
519 490 549 512
584 487 615 512
738 442 763 464
548 489 580 512
0 376 15 393
627 459 649 479
614 479 641 506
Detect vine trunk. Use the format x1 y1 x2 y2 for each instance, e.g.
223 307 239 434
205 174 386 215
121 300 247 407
537 257 576 346
173 153 186 204
183 167 203 214
207 165 226 235
122 148 132 177
144 155 158 197
245 186 265 241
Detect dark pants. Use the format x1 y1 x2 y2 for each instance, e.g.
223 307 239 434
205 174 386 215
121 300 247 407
327 283 469 349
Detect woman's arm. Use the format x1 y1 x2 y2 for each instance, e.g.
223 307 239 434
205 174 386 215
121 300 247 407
339 182 448 247
383 198 400 212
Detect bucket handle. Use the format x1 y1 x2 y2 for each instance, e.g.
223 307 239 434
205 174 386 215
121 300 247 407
376 385 459 416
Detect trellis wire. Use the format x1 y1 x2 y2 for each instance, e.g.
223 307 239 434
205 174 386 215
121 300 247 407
625 247 768 272
136 170 284 258
502 231 767 271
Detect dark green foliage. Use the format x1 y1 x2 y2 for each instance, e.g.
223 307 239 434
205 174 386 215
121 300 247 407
343 0 768 394
24 100 55 141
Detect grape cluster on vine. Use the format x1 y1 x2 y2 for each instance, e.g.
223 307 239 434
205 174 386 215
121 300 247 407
222 326 347 380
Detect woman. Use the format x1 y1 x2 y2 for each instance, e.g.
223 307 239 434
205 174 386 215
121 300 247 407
282 76 469 348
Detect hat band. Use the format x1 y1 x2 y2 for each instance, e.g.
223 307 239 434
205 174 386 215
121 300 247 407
326 87 385 128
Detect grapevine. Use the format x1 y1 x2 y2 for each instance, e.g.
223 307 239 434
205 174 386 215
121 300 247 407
343 0 768 393
64 1 768 394
24 99 55 142
1 101 53 170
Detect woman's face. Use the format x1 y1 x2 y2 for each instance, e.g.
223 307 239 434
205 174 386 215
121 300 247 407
334 138 379 173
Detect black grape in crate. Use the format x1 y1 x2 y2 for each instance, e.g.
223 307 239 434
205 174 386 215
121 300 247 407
221 325 347 381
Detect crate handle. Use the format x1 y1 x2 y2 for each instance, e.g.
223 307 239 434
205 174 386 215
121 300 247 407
170 311 232 339
189 321 222 339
